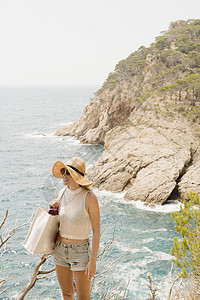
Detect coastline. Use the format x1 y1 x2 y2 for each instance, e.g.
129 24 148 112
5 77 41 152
54 21 200 208
94 188 181 213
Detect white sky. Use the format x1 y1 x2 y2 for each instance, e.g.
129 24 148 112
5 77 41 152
0 0 199 86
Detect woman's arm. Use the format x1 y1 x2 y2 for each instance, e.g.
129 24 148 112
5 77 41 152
85 191 100 281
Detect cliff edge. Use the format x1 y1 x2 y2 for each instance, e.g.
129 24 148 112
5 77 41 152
56 19 200 206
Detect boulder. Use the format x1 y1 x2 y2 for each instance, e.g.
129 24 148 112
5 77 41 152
87 122 196 206
178 159 200 199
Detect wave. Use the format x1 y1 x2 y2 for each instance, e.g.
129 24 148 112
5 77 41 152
23 132 80 144
24 132 57 139
94 188 126 199
58 122 73 126
94 189 181 213
96 257 172 299
136 228 168 232
132 199 181 213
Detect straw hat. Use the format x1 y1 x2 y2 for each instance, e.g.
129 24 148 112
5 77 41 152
52 157 93 186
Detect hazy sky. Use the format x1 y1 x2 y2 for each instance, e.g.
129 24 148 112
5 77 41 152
0 0 199 86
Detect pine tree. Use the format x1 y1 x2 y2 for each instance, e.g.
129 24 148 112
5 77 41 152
171 192 200 279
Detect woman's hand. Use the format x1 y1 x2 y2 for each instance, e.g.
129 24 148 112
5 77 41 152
49 199 59 209
85 259 96 281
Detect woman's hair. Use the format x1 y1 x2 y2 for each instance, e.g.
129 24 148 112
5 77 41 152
80 185 91 191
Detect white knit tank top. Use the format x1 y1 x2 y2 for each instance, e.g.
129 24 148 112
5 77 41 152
58 187 91 239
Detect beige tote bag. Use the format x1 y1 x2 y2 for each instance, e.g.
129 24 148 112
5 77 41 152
22 188 65 255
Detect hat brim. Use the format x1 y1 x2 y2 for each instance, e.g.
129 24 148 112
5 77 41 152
52 161 93 186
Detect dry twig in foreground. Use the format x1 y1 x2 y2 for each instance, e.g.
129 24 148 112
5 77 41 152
15 254 56 300
0 210 33 296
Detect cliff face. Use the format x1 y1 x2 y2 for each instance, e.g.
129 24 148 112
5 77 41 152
56 85 136 144
56 19 200 206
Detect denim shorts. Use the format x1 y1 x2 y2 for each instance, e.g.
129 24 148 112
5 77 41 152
53 238 91 271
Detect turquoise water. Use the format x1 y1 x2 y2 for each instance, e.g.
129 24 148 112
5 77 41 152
0 86 179 299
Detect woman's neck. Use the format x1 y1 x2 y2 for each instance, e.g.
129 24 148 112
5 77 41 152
66 183 80 190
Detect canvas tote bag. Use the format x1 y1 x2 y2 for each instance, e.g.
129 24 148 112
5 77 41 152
22 188 65 255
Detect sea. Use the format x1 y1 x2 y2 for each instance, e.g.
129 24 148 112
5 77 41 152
0 85 181 300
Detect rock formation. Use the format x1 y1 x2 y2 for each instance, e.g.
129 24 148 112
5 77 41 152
56 19 200 206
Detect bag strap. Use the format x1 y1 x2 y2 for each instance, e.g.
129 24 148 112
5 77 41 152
57 188 66 205
49 188 65 208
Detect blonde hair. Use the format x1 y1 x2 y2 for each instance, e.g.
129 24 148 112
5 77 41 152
80 185 92 191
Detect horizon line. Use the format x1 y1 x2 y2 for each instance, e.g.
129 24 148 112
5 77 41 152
0 83 102 87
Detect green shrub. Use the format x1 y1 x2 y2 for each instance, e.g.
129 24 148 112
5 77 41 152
171 192 200 279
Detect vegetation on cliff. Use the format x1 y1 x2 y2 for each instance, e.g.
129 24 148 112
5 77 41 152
96 19 200 123
98 19 200 95
58 19 200 140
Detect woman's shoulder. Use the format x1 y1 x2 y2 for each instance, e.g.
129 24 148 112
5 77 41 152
85 190 99 215
85 190 98 205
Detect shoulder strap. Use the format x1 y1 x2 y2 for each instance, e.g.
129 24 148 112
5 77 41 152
57 188 65 204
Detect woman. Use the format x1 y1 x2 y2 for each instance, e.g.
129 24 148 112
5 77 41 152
50 157 100 300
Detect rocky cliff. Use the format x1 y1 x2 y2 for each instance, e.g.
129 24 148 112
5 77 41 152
56 19 200 206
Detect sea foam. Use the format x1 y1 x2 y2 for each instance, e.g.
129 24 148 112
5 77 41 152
95 189 181 213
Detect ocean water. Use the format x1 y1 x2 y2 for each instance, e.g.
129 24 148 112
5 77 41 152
0 86 180 300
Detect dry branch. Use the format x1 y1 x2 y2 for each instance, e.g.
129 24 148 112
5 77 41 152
95 249 130 279
0 210 33 296
15 254 55 300
167 277 180 300
0 211 33 251
0 210 8 231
